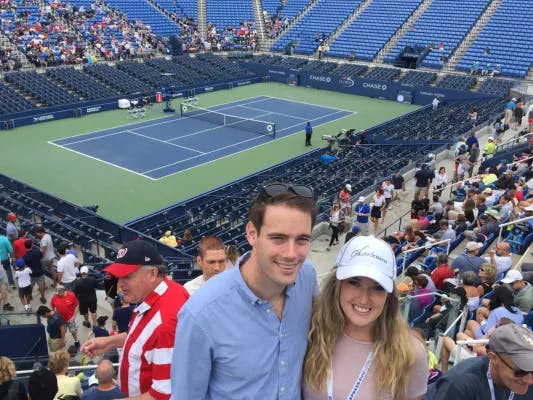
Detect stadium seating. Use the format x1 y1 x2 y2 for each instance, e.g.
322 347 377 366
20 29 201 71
0 82 35 117
155 0 197 20
384 0 491 68
363 67 400 81
84 63 155 94
4 71 81 107
206 0 255 30
456 0 533 77
398 70 436 86
477 78 514 97
271 0 364 54
436 74 477 91
327 0 422 61
46 67 119 100
105 0 181 36
333 63 368 77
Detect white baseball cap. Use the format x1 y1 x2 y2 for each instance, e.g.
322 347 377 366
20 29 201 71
500 269 523 284
335 236 396 293
80 266 89 274
358 196 365 203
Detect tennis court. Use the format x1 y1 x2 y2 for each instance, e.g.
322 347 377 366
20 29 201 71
50 96 353 179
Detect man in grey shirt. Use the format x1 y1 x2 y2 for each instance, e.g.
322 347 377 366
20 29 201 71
451 241 484 275
35 225 57 286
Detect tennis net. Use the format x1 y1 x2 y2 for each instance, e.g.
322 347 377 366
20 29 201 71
180 103 276 138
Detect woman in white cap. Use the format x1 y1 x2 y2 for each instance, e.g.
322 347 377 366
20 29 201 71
303 236 428 400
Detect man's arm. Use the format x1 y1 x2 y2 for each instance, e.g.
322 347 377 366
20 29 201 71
81 332 127 357
170 309 213 399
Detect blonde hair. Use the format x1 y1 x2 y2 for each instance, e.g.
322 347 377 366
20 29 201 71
481 263 497 285
304 272 415 399
0 356 16 384
48 350 70 374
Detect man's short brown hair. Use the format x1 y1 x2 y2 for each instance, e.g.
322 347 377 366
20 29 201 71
197 236 225 259
249 191 317 234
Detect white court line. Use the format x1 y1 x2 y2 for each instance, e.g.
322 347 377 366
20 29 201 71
144 109 354 177
263 95 357 114
126 130 205 154
239 104 308 121
47 140 157 181
166 111 275 143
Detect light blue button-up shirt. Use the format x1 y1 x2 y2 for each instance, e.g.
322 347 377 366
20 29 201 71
170 254 318 400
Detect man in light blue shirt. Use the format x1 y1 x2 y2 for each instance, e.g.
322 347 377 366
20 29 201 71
171 183 319 399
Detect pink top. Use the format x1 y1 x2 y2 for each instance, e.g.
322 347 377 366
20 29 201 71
303 333 428 399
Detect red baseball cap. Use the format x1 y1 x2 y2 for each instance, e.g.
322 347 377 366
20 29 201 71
104 240 163 278
7 213 16 221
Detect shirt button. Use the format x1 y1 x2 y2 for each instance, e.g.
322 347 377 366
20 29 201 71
280 360 285 365
266 309 271 313
280 387 285 392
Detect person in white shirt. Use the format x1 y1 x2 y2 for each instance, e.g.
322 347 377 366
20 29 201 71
56 244 79 291
381 178 394 211
14 259 33 312
485 241 512 275
184 236 227 296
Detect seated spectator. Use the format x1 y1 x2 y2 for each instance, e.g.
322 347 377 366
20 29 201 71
180 229 193 247
429 324 533 398
477 263 497 296
418 210 430 230
159 231 179 247
464 210 501 242
461 271 481 312
451 241 484 276
500 269 533 314
431 253 454 291
48 350 83 399
485 241 512 275
452 213 468 235
465 286 523 339
432 219 456 242
428 195 444 220
0 356 27 400
81 359 125 400
28 368 58 400
419 286 467 340
406 266 436 292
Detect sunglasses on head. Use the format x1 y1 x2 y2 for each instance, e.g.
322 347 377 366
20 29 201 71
496 353 533 378
261 183 315 199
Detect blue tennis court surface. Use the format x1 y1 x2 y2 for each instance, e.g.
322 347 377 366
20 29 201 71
50 96 354 179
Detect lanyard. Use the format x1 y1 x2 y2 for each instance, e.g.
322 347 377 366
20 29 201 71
487 362 515 400
327 351 373 400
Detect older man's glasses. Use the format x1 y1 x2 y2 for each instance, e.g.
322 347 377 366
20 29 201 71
261 183 315 199
496 353 533 378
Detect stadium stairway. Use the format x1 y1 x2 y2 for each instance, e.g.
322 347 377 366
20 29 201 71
374 0 433 64
444 0 502 72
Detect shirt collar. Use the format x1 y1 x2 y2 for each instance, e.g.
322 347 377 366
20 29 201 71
134 278 168 315
233 252 297 305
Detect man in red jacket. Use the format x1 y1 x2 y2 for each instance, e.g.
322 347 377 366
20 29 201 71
431 253 454 291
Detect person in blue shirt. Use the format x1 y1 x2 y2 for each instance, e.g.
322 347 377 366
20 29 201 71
353 196 371 235
0 234 14 287
305 121 313 146
82 359 125 400
171 183 319 399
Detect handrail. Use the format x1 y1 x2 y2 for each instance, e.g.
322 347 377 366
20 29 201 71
16 363 120 376
496 131 533 152
498 215 533 243
506 154 533 168
376 209 411 238
399 238 451 276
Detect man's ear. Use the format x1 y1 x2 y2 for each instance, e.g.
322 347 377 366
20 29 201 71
246 221 258 246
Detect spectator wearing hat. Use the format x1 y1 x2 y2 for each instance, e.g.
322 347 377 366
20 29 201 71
485 241 512 275
14 259 32 312
344 225 360 243
159 231 179 248
501 270 533 314
56 243 79 291
0 232 15 287
451 241 485 276
82 240 189 400
23 239 46 304
427 324 533 399
73 266 98 328
353 196 370 235
464 209 501 242
81 359 125 400
28 368 58 400
51 285 80 350
184 236 226 296
5 213 18 242
37 305 66 352
302 236 428 399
